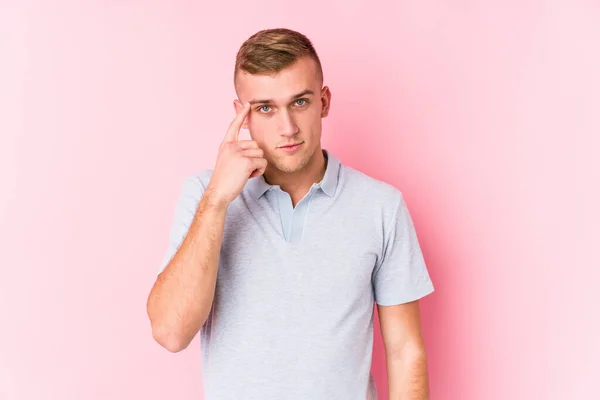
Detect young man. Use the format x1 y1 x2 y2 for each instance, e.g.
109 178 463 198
147 28 435 400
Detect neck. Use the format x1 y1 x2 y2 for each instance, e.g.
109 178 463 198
264 148 327 206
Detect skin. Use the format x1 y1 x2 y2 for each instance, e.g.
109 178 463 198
147 55 430 399
379 301 431 399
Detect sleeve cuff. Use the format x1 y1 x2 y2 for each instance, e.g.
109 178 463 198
374 281 435 306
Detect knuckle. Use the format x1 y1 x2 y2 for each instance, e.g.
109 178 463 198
222 141 233 151
229 143 241 154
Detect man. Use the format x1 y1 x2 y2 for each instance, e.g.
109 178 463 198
147 28 435 400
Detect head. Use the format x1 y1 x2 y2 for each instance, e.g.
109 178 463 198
233 28 331 175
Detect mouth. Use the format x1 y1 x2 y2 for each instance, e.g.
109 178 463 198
278 142 304 152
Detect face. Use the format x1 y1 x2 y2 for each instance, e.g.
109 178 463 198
234 57 331 175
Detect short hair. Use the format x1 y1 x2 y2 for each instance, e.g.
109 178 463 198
234 28 324 89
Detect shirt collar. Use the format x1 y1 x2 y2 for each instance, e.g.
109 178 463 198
247 149 341 200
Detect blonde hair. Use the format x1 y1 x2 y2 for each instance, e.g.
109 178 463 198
234 28 323 87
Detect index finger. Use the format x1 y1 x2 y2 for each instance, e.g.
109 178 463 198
224 101 251 143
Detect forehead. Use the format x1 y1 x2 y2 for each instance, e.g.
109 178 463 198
236 57 321 102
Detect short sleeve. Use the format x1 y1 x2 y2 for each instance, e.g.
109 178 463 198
372 193 434 305
158 174 207 274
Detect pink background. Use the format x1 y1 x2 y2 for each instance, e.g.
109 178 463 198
1 1 598 399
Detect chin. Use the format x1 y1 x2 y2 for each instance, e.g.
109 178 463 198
273 162 301 174
273 157 310 174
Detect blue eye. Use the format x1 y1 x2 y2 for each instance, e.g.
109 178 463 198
259 105 271 113
295 99 307 106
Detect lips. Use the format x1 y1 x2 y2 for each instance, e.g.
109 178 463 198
278 142 303 153
279 142 303 148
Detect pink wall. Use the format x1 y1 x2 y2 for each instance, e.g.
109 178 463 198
1 1 598 399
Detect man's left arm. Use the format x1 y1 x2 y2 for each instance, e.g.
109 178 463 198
378 300 430 400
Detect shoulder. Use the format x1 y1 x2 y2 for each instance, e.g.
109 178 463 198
340 165 404 211
186 168 214 187
177 168 214 196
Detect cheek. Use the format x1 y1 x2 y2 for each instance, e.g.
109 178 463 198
300 109 322 130
247 115 269 142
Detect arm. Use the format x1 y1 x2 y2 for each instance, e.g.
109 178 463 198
146 192 228 353
146 101 266 353
372 191 434 397
378 300 430 400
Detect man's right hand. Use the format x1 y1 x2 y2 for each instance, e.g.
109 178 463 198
206 102 268 206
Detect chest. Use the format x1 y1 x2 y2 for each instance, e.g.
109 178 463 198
216 192 383 308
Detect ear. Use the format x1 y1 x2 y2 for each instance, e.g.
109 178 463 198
320 86 332 118
233 99 249 129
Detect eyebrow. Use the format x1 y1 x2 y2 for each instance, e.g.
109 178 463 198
249 89 315 105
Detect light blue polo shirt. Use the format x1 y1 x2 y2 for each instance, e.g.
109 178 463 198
159 149 434 400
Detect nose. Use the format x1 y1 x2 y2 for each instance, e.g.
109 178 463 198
278 109 299 137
